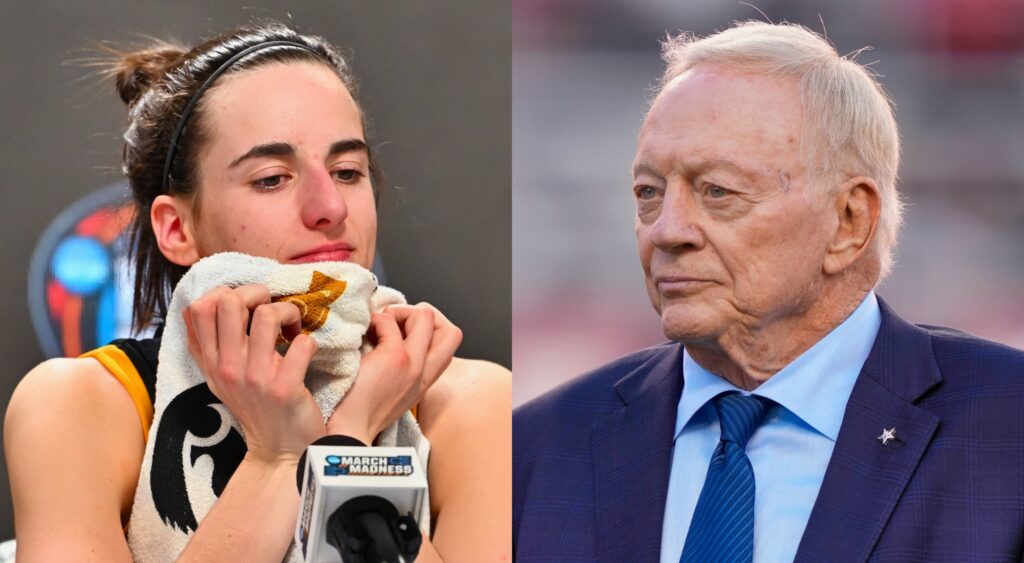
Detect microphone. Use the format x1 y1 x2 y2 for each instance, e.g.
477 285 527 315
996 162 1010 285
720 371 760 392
295 442 427 562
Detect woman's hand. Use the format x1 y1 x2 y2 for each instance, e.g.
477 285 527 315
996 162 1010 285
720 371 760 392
326 303 463 444
183 284 324 465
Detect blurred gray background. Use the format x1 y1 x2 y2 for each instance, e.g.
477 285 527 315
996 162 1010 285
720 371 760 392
513 0 1024 405
0 0 509 538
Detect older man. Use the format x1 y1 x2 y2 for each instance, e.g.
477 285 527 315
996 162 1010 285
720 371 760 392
513 21 1024 562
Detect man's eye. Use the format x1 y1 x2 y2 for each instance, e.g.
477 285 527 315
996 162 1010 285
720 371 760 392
252 175 284 190
707 184 729 198
636 185 658 200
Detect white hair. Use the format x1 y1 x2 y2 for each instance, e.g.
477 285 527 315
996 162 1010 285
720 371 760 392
658 21 903 281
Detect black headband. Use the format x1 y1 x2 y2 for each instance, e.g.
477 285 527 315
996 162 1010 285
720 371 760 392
161 40 320 192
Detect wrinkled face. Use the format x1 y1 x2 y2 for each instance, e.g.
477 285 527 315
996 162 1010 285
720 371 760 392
633 66 835 343
189 61 376 269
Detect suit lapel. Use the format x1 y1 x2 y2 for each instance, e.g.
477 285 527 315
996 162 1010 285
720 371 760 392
592 344 684 563
796 299 942 562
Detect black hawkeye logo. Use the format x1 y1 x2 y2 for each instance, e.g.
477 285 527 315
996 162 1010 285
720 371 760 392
324 455 414 476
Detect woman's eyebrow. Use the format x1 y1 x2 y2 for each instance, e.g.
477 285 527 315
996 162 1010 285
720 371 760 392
228 142 294 168
228 138 369 170
327 138 369 157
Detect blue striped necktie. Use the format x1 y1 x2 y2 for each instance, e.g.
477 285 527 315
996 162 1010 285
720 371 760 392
680 392 771 563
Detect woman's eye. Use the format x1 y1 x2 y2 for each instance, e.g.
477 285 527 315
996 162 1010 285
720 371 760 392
636 185 658 200
252 175 285 190
334 169 363 183
707 184 729 198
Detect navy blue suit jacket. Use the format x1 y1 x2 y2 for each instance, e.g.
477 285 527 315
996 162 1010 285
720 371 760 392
513 300 1024 561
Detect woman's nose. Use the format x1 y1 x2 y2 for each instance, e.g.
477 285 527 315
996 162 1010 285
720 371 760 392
300 167 348 229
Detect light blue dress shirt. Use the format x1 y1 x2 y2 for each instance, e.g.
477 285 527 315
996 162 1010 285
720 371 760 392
660 292 882 563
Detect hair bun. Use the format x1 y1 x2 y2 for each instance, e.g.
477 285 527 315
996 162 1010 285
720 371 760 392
114 45 186 106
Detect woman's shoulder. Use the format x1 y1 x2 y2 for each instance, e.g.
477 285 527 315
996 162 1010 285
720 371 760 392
5 357 146 532
418 357 510 439
443 356 511 386
12 356 130 407
416 357 511 558
423 357 510 413
6 356 146 449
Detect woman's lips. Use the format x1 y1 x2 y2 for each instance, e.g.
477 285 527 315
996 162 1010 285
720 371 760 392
289 246 354 263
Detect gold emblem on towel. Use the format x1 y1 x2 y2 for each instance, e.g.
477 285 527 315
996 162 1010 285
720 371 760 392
272 271 347 333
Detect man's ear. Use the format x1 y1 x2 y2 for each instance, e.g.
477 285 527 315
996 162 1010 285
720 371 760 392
151 194 200 267
824 176 881 275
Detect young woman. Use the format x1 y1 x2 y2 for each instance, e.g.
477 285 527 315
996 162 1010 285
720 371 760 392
4 23 510 562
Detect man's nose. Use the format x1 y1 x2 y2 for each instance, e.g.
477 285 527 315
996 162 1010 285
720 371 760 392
648 186 706 251
300 167 348 229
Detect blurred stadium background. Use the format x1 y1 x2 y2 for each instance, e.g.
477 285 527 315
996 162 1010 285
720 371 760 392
513 0 1024 405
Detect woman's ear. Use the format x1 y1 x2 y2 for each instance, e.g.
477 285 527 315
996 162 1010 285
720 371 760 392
151 194 200 266
823 176 881 276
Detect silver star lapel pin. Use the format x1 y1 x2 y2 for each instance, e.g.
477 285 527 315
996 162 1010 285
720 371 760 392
877 427 896 446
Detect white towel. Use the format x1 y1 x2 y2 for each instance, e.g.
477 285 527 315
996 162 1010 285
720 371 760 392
126 252 430 562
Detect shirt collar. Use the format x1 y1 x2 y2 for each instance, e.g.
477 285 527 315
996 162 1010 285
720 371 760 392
675 292 882 442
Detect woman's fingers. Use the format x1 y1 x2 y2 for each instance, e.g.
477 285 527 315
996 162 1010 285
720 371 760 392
237 284 298 343
415 303 463 386
424 324 462 386
247 302 304 381
231 284 273 309
188 286 232 376
385 303 461 387
399 307 435 375
280 333 319 390
186 284 298 391
280 315 303 342
182 307 200 362
369 311 404 352
248 302 303 350
180 284 327 459
215 291 249 383
364 312 414 379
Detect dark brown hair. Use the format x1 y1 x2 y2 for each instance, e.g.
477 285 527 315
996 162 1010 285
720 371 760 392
110 22 379 332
